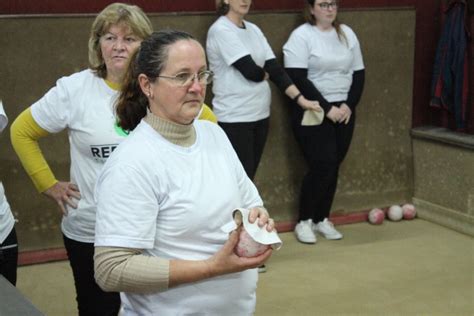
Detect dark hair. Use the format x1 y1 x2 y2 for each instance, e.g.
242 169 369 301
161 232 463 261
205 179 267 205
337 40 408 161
116 30 196 131
305 0 347 45
216 0 230 16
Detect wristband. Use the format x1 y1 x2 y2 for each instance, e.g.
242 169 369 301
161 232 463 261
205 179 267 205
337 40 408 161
293 93 302 103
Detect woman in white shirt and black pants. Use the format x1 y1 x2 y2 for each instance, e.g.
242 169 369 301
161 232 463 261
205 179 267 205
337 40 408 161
207 0 322 181
283 0 365 244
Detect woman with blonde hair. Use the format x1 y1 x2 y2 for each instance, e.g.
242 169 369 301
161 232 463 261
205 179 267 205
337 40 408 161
10 3 153 315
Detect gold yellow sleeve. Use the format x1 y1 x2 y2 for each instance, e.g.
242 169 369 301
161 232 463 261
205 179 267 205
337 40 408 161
10 108 57 192
198 104 218 124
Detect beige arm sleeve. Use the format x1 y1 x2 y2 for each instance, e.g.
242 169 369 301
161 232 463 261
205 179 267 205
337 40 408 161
94 247 170 294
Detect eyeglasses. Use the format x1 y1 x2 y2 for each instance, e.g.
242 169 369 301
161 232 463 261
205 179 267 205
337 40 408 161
157 70 214 87
317 1 338 10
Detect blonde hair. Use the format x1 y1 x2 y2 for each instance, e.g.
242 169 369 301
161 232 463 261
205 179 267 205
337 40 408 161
88 3 153 78
304 1 348 46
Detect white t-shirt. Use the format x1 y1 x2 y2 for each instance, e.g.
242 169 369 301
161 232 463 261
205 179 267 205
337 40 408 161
283 23 364 102
31 69 127 243
95 120 263 315
0 101 15 243
207 16 275 123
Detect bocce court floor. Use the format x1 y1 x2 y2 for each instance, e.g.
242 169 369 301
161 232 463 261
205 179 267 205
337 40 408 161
15 219 474 315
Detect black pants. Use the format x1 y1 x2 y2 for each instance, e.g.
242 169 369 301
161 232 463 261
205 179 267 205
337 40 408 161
219 118 270 180
291 104 355 222
63 235 120 316
0 227 18 285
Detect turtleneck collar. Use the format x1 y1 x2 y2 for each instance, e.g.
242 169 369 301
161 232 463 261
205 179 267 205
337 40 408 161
143 110 196 147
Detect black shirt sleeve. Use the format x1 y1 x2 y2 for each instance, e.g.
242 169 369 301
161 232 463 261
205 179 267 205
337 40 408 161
346 69 365 110
232 55 266 82
285 67 332 112
263 58 293 92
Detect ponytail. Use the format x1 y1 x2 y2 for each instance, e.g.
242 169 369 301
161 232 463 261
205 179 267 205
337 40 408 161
115 49 148 131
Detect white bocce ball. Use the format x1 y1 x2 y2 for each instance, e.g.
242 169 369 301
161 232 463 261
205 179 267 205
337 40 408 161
387 205 403 221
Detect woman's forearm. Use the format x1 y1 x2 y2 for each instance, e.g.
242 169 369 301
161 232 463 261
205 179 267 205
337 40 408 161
10 108 57 192
94 247 170 294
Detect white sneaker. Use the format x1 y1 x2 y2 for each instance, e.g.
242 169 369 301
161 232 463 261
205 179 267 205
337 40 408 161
313 218 343 240
294 219 317 244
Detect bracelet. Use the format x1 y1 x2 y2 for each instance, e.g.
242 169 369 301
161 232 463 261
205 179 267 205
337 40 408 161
293 93 302 103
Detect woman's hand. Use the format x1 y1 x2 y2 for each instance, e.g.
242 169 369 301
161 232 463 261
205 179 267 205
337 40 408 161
326 106 343 123
43 181 81 215
298 96 322 112
205 229 273 277
338 103 352 124
247 207 275 232
204 206 276 277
